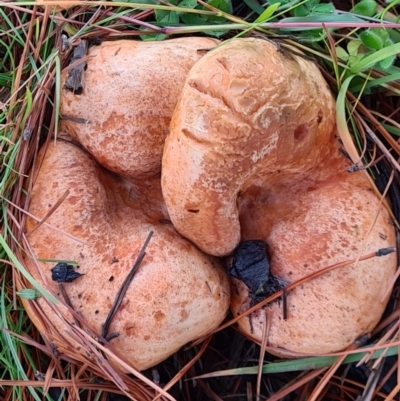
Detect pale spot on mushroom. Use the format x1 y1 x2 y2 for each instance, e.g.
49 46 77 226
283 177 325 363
259 113 271 129
193 113 210 134
229 79 247 95
250 132 278 163
236 95 257 114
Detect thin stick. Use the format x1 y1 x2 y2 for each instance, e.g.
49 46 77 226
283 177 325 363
216 247 396 335
28 190 70 236
3 196 87 244
57 283 81 328
282 288 287 321
256 310 269 400
101 231 153 339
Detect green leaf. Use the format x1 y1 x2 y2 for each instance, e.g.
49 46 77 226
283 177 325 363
349 42 400 73
297 29 326 42
242 0 264 15
383 123 400 137
311 3 335 14
178 0 197 8
180 12 208 25
17 289 40 300
155 0 180 23
20 86 32 129
307 0 320 8
348 39 361 55
348 53 364 67
335 46 349 61
140 32 168 41
387 28 400 44
348 75 369 94
379 53 397 70
155 10 180 24
206 0 232 22
293 0 320 14
360 29 384 50
0 234 58 303
350 0 377 17
178 0 229 25
207 29 230 37
254 3 280 23
379 28 390 42
208 0 232 13
293 4 310 17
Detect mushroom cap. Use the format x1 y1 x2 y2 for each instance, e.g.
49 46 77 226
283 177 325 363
22 140 230 371
60 37 219 180
232 174 396 354
161 38 336 256
161 38 397 354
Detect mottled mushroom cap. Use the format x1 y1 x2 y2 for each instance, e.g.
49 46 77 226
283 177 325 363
232 173 396 354
161 37 397 354
60 37 219 180
22 141 230 371
162 38 336 256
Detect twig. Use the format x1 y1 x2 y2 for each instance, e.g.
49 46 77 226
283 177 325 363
215 247 396 335
57 283 81 328
28 190 70 236
101 231 153 340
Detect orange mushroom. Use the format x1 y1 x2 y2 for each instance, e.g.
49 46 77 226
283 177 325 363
21 38 231 370
161 38 397 354
21 140 230 371
60 37 219 179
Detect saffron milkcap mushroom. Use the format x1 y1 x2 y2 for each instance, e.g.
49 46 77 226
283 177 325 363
21 37 231 370
60 37 219 179
21 140 231 371
161 38 397 354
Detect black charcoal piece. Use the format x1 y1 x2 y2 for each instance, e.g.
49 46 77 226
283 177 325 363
51 263 83 283
229 240 284 301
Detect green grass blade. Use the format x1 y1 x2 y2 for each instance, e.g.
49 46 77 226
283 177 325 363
350 71 400 93
279 13 365 30
350 42 400 74
0 235 58 303
0 275 43 401
336 74 362 164
195 345 399 378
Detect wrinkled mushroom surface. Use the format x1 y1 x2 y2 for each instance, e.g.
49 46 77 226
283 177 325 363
60 37 219 179
162 38 337 256
21 141 230 371
161 38 397 354
233 177 396 354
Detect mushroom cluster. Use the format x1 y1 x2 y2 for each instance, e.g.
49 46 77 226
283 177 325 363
21 37 397 371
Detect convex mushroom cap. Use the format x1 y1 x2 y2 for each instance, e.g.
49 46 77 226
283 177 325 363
22 38 230 371
161 38 397 354
60 37 219 179
22 141 230 371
